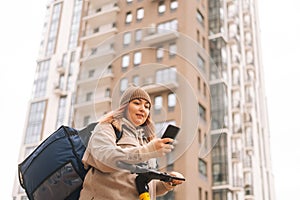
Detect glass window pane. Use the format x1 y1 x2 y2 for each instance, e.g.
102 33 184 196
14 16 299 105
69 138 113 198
154 96 163 110
170 0 178 10
126 12 132 23
135 29 142 42
123 32 131 46
168 93 176 107
158 3 166 14
137 8 144 20
122 55 130 68
120 78 128 92
134 51 142 65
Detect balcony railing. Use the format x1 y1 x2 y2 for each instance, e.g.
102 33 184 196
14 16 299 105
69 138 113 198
142 72 178 94
87 0 117 10
74 95 111 109
143 28 179 46
81 46 115 69
83 3 119 27
81 23 117 46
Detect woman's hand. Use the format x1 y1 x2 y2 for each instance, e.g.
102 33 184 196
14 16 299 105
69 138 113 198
149 138 174 157
167 171 185 186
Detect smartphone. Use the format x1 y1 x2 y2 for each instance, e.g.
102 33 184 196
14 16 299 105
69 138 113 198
161 124 180 143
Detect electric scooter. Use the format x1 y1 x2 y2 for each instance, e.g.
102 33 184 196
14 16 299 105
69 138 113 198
117 161 186 200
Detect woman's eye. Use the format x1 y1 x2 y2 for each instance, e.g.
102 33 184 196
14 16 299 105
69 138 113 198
133 101 140 105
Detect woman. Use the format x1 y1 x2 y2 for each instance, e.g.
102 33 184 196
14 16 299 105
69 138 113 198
79 86 184 200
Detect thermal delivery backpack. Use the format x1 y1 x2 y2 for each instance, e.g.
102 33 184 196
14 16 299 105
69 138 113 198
18 122 122 200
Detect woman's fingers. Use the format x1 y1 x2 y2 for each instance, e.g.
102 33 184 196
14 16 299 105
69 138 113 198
169 171 185 186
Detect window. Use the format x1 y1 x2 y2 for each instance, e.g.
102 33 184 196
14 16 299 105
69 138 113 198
46 3 62 55
168 93 176 109
132 75 140 86
154 96 163 110
33 60 50 98
197 77 201 91
134 51 142 65
120 78 128 92
83 115 90 126
105 88 111 97
158 2 166 14
157 19 178 33
170 0 178 10
122 54 130 69
169 43 177 57
86 92 93 101
197 9 204 26
136 8 144 21
21 196 29 200
58 74 64 89
156 47 164 60
24 101 46 144
197 30 200 43
199 103 206 121
198 158 207 177
56 96 67 128
93 27 99 33
61 53 67 67
68 0 83 49
24 146 36 158
156 67 177 84
123 32 131 46
135 29 142 43
198 129 202 144
125 11 132 24
197 53 205 71
88 69 95 78
107 65 112 73
70 51 76 63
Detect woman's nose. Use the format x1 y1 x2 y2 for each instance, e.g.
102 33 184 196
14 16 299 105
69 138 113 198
139 104 147 112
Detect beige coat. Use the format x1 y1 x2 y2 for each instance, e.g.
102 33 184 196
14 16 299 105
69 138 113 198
79 119 173 200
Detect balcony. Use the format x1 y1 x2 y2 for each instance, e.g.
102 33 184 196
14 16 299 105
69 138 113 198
87 0 117 9
231 151 241 162
143 82 178 94
77 71 114 86
74 95 111 111
142 74 179 94
81 24 117 46
83 4 120 27
56 64 65 74
81 45 115 67
143 29 179 46
53 85 67 96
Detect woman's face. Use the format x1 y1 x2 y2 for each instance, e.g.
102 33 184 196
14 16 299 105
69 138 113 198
126 98 150 126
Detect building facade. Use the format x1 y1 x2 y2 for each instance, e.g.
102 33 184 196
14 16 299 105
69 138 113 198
13 0 274 200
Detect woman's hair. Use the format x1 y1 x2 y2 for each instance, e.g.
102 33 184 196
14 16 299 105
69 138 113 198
99 102 156 141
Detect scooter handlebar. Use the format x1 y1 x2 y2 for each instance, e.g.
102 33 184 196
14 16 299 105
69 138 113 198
116 161 186 182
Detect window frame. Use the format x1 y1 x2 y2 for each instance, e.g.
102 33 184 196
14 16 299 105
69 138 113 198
136 8 144 21
125 11 133 24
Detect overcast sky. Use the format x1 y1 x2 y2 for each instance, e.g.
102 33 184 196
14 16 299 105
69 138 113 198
0 0 299 199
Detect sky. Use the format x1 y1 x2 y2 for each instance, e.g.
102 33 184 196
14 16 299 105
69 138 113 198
0 0 299 199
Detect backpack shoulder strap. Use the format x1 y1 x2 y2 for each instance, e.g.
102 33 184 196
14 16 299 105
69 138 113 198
78 122 98 147
111 124 123 143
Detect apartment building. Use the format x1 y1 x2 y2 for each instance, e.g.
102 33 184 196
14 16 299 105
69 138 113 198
13 0 274 200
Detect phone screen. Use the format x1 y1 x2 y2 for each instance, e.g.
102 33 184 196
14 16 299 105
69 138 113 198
161 124 180 143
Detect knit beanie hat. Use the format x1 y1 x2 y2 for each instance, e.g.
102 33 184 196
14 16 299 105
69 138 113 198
119 86 151 107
